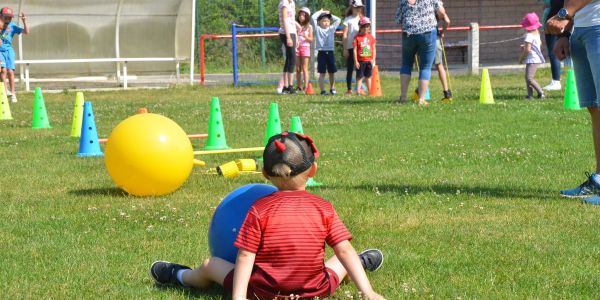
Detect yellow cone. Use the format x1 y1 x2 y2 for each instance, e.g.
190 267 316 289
479 68 495 104
0 82 11 120
70 92 85 137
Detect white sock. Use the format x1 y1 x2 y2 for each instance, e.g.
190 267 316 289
592 173 600 185
176 269 189 286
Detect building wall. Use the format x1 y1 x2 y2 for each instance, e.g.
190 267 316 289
376 0 545 70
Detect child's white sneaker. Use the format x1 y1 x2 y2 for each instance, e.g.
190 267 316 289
10 94 17 103
6 90 11 96
543 80 561 91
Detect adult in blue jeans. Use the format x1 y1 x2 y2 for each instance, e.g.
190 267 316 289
395 0 447 106
539 0 564 91
547 0 600 204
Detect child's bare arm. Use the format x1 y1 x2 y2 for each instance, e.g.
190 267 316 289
519 43 532 64
353 47 359 69
20 12 29 34
333 241 385 300
231 249 256 300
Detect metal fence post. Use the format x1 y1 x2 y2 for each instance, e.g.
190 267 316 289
468 22 480 75
232 23 238 86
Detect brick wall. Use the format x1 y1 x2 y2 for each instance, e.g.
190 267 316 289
376 0 544 70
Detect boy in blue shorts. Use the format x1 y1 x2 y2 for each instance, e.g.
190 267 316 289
0 7 28 103
312 9 341 95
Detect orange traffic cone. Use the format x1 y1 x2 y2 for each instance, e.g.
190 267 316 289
306 82 315 95
370 65 382 97
137 107 148 114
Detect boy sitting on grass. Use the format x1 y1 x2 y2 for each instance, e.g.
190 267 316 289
150 132 385 300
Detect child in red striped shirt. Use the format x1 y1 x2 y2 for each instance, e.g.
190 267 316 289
150 132 385 300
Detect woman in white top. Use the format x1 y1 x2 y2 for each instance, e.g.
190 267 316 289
278 0 297 94
342 0 365 95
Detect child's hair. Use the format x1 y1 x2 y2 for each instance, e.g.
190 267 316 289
345 6 364 17
297 10 310 26
263 132 319 178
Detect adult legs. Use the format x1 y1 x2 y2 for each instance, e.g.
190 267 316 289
591 107 600 173
400 33 418 102
280 34 297 88
319 73 326 91
346 49 355 92
415 30 438 104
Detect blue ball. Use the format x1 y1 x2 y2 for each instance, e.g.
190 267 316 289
208 183 278 263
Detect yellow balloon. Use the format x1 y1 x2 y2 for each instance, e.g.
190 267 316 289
104 113 194 196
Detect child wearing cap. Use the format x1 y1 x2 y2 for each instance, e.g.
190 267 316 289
353 17 376 96
312 9 341 95
518 12 546 100
150 132 386 300
0 7 28 103
295 7 313 93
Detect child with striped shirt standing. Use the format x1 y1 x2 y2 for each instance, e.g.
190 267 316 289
150 132 385 300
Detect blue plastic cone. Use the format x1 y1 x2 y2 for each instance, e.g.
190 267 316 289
425 88 431 101
78 102 103 157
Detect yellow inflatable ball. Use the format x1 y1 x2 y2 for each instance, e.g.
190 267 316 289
104 113 194 196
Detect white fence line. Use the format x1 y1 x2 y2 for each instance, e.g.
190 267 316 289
15 57 188 91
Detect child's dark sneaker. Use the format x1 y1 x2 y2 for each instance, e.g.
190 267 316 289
288 86 297 94
282 87 290 94
150 261 191 286
330 89 337 95
561 173 600 198
321 90 327 95
359 249 384 272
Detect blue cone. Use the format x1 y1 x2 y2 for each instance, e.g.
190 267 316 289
425 88 431 101
78 102 103 157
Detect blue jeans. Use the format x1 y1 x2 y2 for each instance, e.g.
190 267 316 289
571 25 600 108
400 29 437 80
545 34 561 81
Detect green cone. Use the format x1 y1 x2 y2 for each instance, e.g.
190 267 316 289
264 102 282 145
0 82 12 120
564 69 581 111
289 116 304 134
204 97 230 150
70 92 85 137
32 87 52 129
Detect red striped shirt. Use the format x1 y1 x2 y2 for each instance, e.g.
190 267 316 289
234 190 352 298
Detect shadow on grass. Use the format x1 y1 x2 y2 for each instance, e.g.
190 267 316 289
153 284 228 299
345 183 555 200
68 187 130 197
308 98 392 105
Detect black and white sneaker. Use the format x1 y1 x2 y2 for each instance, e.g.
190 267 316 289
149 261 191 286
358 249 384 272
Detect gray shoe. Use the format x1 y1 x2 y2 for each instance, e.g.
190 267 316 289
359 249 384 272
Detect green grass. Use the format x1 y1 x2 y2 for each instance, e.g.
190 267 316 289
2 69 600 299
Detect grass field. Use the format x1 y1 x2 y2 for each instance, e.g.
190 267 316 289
1 69 600 299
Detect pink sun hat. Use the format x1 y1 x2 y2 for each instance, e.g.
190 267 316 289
521 12 542 31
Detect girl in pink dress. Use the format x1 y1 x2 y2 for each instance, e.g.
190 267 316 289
295 7 313 93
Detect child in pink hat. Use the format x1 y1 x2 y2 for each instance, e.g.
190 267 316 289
518 12 546 100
